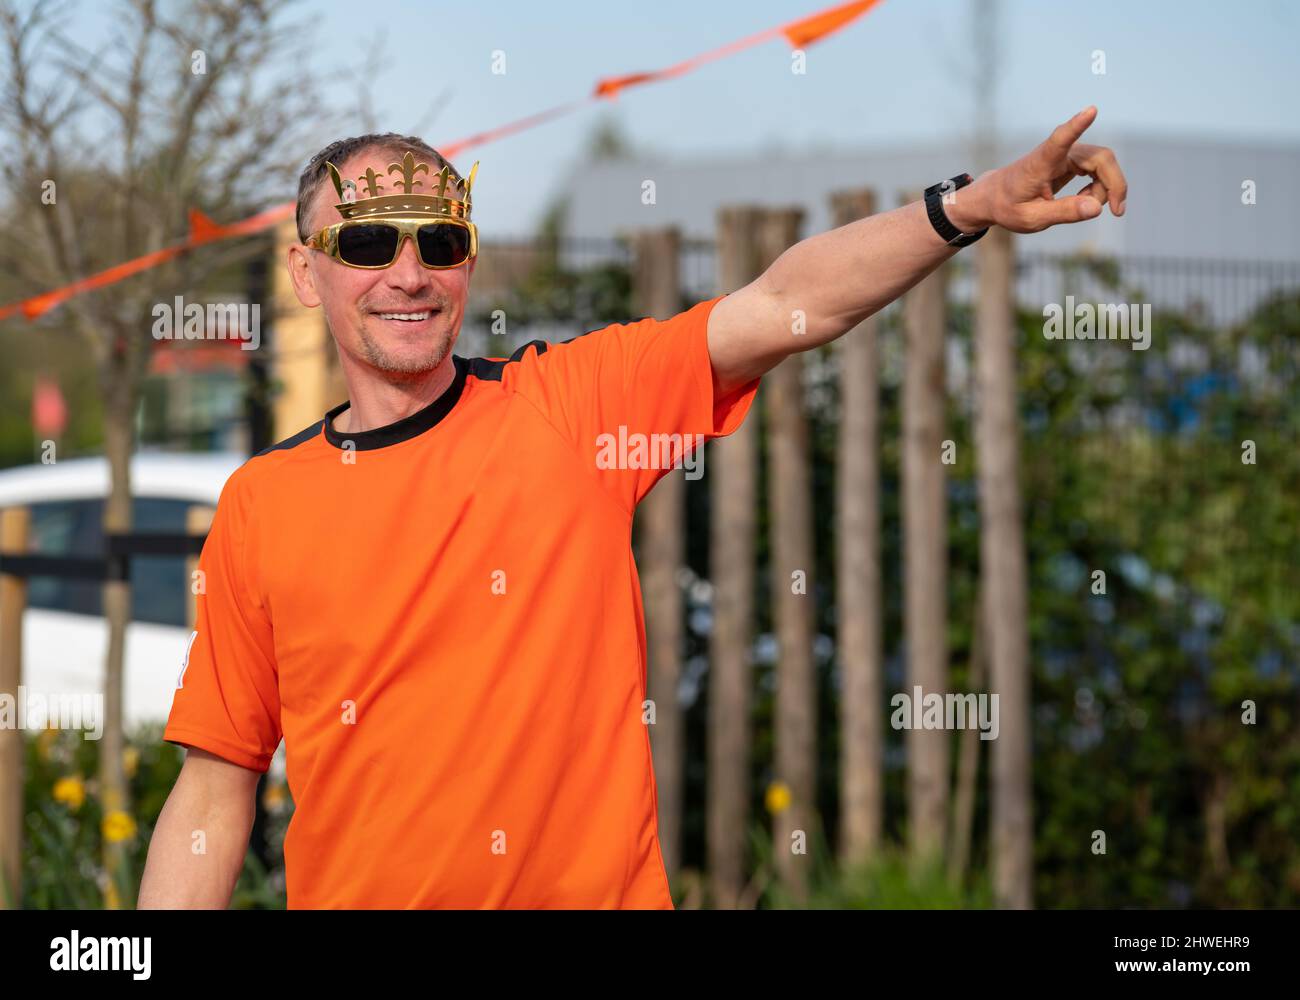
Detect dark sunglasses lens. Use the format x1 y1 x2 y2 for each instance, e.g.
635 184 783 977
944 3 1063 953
417 224 471 267
337 224 400 267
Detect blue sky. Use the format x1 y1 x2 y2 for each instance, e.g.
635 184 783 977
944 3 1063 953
304 0 1300 236
84 0 1300 235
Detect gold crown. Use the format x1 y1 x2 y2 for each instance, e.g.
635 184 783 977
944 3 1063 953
326 151 479 222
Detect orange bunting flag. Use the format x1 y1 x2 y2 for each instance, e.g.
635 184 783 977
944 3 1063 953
782 0 882 49
593 0 880 98
9 245 187 321
187 208 226 245
0 0 883 323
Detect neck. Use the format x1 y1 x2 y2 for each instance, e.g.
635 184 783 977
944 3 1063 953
332 353 458 435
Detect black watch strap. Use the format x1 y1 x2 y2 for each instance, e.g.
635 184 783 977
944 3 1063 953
924 173 988 248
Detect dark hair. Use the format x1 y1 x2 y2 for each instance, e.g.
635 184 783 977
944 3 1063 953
295 133 463 241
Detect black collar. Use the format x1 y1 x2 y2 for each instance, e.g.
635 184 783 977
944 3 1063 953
323 355 467 450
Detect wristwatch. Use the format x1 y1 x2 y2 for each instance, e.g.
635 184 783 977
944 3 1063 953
924 173 989 248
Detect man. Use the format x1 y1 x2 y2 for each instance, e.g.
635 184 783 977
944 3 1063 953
139 107 1125 909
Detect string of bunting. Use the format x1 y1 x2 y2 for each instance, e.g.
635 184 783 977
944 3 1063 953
0 0 881 323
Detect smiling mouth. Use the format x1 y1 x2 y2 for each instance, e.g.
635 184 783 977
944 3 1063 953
374 309 439 322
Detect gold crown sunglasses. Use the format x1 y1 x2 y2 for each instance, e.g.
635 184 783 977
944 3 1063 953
305 218 479 270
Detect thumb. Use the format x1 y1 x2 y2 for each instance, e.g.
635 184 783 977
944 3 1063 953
1018 193 1102 231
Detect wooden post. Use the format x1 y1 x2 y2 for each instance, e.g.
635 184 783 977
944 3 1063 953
829 189 885 867
899 190 951 871
708 208 764 910
631 227 686 883
0 506 31 908
185 506 216 632
975 224 1033 908
759 207 816 902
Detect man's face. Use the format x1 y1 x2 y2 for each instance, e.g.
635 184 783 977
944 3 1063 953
292 148 475 378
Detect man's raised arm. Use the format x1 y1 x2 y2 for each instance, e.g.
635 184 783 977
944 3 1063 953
706 106 1128 395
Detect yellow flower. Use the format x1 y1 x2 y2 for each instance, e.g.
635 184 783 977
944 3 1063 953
765 781 792 815
262 783 287 811
53 775 85 811
122 746 140 779
101 810 138 843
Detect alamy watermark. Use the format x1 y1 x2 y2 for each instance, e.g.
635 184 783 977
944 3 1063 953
50 932 150 980
1043 295 1151 351
151 295 260 350
891 685 999 741
0 687 103 739
595 425 706 480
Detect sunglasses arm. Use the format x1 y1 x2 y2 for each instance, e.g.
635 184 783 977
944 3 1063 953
304 229 337 254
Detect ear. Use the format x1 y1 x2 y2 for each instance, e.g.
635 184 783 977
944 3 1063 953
286 243 322 308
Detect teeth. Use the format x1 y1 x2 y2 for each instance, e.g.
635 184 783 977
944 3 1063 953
378 311 431 321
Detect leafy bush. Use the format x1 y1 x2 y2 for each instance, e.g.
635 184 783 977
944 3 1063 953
13 724 289 909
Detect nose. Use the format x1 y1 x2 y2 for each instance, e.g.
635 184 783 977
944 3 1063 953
383 234 428 292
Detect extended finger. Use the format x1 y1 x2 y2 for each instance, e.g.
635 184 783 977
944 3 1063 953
1044 106 1098 157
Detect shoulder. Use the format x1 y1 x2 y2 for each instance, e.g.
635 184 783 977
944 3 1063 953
461 339 553 383
213 417 327 514
252 418 326 458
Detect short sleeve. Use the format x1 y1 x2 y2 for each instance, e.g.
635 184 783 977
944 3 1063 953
506 295 761 511
163 467 281 772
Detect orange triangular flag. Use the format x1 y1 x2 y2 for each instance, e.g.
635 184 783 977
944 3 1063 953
594 72 658 99
21 292 63 320
188 208 225 244
781 0 880 48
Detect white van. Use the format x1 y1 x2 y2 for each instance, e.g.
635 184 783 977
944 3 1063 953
0 452 244 729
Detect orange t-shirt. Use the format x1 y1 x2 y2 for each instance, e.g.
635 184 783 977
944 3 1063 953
164 295 760 908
